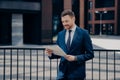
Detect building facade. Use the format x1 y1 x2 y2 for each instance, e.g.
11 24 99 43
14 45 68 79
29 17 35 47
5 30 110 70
88 0 120 35
0 0 119 45
0 0 53 45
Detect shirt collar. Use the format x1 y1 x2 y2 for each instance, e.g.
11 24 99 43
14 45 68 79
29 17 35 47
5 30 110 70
67 25 76 32
71 25 76 32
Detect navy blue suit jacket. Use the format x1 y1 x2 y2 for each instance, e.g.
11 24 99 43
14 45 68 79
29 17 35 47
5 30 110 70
49 26 94 79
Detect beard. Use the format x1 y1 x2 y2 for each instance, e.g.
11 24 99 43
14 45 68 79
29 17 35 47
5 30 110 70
64 24 73 30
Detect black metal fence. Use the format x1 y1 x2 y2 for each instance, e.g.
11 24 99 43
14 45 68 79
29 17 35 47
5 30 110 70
0 47 120 80
86 49 120 80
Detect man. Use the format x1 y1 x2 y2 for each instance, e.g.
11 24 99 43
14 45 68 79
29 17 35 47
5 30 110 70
46 9 94 80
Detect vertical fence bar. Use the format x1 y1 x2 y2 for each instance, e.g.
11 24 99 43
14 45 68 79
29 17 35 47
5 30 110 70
23 49 25 80
99 51 101 80
43 50 45 80
17 49 19 80
3 49 6 80
114 50 116 80
50 59 52 80
106 51 108 80
57 59 59 77
92 57 93 80
10 49 12 80
36 50 38 80
30 49 32 80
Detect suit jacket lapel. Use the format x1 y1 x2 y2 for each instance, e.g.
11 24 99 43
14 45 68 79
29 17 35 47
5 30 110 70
60 30 68 53
70 28 78 50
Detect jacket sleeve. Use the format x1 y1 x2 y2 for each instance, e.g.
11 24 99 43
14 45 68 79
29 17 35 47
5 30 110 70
76 30 94 63
48 53 61 59
48 33 61 59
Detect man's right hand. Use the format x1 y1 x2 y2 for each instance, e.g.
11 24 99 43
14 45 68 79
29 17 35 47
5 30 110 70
45 48 53 56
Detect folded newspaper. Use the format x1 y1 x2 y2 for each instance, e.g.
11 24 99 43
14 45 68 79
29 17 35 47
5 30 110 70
46 45 66 56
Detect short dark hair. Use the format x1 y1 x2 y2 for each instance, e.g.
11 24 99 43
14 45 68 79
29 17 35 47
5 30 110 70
61 9 75 17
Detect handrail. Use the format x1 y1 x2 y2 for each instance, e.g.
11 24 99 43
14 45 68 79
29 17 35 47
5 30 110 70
0 47 120 80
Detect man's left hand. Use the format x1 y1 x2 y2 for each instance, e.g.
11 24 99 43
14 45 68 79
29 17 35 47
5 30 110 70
64 55 77 61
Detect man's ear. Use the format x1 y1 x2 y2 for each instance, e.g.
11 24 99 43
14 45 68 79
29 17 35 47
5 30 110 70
73 17 76 22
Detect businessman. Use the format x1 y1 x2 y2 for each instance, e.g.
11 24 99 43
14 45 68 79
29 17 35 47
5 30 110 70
45 9 94 80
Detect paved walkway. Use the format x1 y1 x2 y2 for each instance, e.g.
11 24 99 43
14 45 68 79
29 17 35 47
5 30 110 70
2 35 120 50
91 35 120 50
22 35 120 50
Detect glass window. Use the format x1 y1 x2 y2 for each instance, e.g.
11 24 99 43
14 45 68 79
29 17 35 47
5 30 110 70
95 0 114 8
95 11 114 20
88 1 93 9
88 24 92 34
104 24 114 35
95 24 101 35
52 0 63 42
0 1 40 11
72 0 79 26
88 12 92 21
2 0 41 2
95 24 114 35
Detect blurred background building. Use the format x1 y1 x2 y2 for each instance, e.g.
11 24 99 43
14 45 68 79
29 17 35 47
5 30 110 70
88 0 120 35
0 0 120 45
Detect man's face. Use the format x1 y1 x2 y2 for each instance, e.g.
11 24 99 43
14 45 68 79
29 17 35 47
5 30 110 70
61 15 75 30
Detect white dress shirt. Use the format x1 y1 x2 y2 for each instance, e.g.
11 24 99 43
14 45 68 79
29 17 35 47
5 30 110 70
65 25 77 45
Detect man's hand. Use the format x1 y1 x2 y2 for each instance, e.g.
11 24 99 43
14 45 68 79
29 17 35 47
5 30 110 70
45 48 53 56
64 55 77 61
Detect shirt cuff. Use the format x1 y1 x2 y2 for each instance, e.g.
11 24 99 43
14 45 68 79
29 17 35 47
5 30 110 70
74 56 77 61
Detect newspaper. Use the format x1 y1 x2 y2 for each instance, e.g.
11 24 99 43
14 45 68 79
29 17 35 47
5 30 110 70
46 45 66 56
